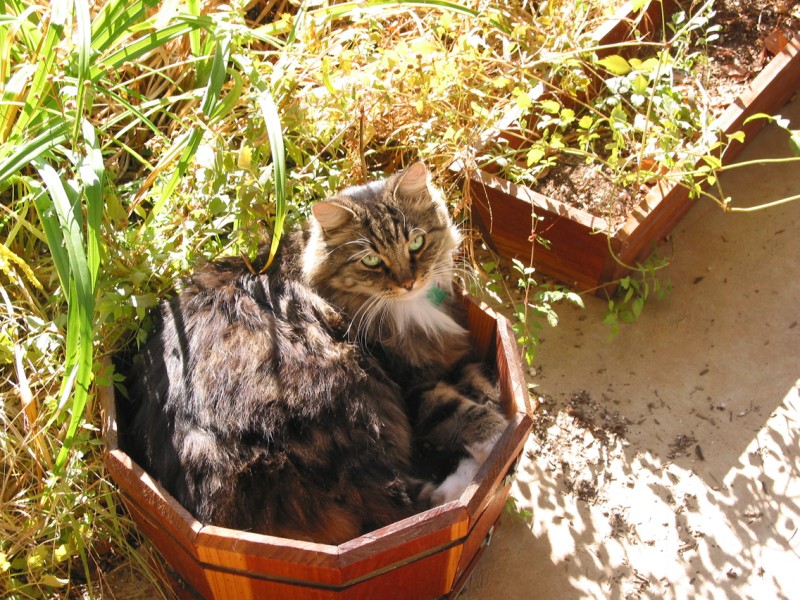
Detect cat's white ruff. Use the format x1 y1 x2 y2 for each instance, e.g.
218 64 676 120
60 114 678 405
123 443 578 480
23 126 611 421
389 282 466 340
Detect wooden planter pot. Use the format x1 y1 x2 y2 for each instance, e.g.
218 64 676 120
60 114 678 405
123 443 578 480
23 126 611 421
457 4 800 293
102 294 532 599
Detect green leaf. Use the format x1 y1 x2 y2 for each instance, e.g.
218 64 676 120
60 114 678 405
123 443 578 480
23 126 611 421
91 0 159 53
789 130 800 156
596 54 632 76
632 296 644 319
257 87 288 269
34 161 95 475
90 19 210 81
610 104 628 128
0 120 70 184
639 57 661 73
9 0 68 140
526 146 545 166
727 130 746 144
702 154 722 169
539 99 561 114
631 74 649 95
39 574 69 588
78 120 104 288
515 90 532 110
743 112 774 126
142 34 231 230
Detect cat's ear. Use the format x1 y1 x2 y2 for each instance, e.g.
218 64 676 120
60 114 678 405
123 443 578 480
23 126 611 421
311 201 355 231
393 162 429 199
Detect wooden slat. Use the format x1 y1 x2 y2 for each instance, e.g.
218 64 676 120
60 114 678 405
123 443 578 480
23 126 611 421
339 546 463 600
105 450 204 548
459 290 496 365
196 526 341 587
592 0 678 53
120 490 214 598
495 312 533 418
202 569 335 600
617 32 800 269
468 169 615 291
194 543 464 600
716 32 800 164
337 503 468 581
452 483 511 594
463 412 532 520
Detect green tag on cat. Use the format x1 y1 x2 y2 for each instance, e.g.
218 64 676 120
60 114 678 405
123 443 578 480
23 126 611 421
427 285 447 306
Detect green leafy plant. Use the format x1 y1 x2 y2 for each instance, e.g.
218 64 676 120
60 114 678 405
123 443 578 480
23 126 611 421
0 0 250 594
602 251 671 337
478 256 583 366
491 0 724 222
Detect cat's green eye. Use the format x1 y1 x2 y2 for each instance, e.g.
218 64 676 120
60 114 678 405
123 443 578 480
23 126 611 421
361 254 382 268
409 234 425 252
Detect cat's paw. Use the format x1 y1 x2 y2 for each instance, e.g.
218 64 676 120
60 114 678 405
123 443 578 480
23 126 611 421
465 433 501 464
428 457 480 505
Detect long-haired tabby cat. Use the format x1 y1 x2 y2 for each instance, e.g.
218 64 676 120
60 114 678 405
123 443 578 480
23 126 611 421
127 162 507 544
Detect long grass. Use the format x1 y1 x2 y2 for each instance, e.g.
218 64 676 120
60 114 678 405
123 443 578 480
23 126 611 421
0 0 685 596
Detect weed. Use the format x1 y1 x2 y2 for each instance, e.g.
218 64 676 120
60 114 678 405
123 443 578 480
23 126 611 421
602 251 671 337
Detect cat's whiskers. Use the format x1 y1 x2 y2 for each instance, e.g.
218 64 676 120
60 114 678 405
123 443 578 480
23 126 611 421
426 262 458 290
375 295 393 343
325 238 372 260
347 291 391 347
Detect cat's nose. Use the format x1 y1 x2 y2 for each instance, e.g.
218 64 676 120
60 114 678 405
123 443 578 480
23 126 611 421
400 278 415 291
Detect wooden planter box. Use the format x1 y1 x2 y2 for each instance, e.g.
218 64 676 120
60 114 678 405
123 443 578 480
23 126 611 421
456 4 800 292
102 294 533 599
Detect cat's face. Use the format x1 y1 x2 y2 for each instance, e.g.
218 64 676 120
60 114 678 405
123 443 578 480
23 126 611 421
302 163 460 305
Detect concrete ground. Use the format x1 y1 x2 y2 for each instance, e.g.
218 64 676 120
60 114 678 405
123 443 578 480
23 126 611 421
462 96 800 599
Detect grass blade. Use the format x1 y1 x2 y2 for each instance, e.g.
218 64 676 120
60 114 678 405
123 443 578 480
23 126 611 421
34 161 95 475
255 86 287 269
0 120 70 184
231 55 287 268
140 33 231 232
0 63 36 143
9 0 68 140
91 0 158 53
72 0 92 145
79 119 104 288
89 18 210 82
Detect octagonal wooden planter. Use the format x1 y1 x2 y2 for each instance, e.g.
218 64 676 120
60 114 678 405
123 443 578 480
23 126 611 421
456 4 800 293
102 293 532 599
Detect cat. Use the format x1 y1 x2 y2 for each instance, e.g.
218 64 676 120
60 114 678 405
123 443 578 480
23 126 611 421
125 162 508 544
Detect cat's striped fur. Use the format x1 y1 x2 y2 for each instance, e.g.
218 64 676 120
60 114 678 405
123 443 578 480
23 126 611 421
126 163 507 544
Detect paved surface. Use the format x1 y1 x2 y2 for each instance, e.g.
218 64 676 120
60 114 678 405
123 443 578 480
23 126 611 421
462 96 800 599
